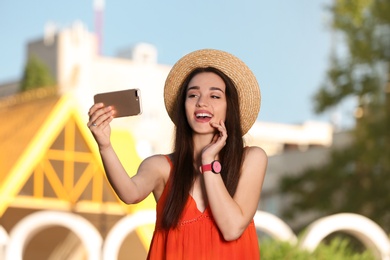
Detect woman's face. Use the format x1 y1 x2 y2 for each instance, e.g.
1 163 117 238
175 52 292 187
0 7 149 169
185 72 227 134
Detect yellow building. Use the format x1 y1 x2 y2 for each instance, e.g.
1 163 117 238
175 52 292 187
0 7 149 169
0 87 158 259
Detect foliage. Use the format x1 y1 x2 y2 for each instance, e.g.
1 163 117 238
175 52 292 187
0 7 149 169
313 0 390 113
19 54 56 92
279 0 390 233
260 237 375 260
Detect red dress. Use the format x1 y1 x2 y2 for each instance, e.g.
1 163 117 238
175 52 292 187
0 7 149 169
147 156 260 260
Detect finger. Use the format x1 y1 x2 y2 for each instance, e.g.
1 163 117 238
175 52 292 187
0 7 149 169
88 106 113 127
211 133 219 143
87 121 99 129
88 103 104 117
220 120 226 128
212 123 227 142
210 121 226 136
101 116 114 128
89 112 114 130
219 121 227 135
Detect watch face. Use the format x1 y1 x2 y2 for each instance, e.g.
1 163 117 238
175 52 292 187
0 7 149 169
212 161 222 173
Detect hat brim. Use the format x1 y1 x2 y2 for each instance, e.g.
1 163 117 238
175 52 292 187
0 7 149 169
164 49 261 135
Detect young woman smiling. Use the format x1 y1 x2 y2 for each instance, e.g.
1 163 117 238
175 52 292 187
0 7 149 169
88 49 267 259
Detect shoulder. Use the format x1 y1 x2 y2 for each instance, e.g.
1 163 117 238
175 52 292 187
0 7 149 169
142 154 172 165
244 146 268 163
242 146 268 177
139 154 172 181
234 146 267 201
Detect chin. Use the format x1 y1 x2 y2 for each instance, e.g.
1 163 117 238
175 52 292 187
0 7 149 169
192 128 214 135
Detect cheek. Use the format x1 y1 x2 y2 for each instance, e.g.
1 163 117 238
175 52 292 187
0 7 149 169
220 104 227 120
184 100 192 118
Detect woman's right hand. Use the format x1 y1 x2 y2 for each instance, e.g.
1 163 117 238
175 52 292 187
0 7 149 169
87 103 115 150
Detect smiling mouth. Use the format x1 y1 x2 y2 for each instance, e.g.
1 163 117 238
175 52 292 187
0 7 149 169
196 113 212 119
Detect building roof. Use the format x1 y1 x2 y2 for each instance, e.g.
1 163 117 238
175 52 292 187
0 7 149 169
0 87 60 179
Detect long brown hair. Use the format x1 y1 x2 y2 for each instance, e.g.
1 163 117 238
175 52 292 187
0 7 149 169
162 67 245 229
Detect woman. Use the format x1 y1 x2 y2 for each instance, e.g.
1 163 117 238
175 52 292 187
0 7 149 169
88 49 267 259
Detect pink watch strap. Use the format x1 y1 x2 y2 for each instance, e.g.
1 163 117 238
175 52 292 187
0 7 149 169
201 163 212 173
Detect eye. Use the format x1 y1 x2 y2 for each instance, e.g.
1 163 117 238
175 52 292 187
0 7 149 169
187 93 198 98
211 95 221 99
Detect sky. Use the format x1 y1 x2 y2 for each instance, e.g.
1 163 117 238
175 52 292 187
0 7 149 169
0 0 339 125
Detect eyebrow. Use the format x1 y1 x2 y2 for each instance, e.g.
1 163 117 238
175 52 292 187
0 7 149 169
187 86 225 93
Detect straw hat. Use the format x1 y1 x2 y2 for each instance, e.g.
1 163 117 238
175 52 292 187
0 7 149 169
164 49 261 135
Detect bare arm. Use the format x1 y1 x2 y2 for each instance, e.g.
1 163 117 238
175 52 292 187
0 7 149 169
200 121 267 241
203 146 267 241
99 146 167 204
87 103 168 204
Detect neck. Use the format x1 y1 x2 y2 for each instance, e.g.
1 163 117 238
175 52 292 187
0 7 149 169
192 132 214 161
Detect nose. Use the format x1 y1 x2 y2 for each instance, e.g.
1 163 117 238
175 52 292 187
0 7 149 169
196 95 208 107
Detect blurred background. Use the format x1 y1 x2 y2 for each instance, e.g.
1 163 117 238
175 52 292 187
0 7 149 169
0 0 389 259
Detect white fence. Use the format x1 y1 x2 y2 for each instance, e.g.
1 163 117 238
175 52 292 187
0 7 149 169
1 210 389 260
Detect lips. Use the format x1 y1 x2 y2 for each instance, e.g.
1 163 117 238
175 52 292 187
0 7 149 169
195 111 213 122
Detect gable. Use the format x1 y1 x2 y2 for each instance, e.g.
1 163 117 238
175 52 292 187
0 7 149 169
0 90 157 249
0 91 156 214
0 88 60 181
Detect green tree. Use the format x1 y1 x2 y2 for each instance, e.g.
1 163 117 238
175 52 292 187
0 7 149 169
19 54 56 91
279 0 390 232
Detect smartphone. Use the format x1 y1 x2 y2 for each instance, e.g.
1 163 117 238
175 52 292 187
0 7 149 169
93 89 142 118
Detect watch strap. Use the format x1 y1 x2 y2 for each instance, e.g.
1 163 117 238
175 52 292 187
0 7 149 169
201 163 212 173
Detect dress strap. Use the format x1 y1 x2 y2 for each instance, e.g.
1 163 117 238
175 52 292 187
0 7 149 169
163 154 173 170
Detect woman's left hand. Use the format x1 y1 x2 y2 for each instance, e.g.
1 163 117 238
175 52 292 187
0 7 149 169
201 120 228 163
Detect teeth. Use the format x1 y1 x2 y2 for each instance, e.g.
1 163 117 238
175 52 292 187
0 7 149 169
196 113 212 118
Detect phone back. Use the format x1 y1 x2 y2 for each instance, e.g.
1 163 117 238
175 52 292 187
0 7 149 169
94 89 142 118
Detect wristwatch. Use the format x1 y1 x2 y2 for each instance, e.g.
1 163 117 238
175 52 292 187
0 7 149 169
201 160 222 174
